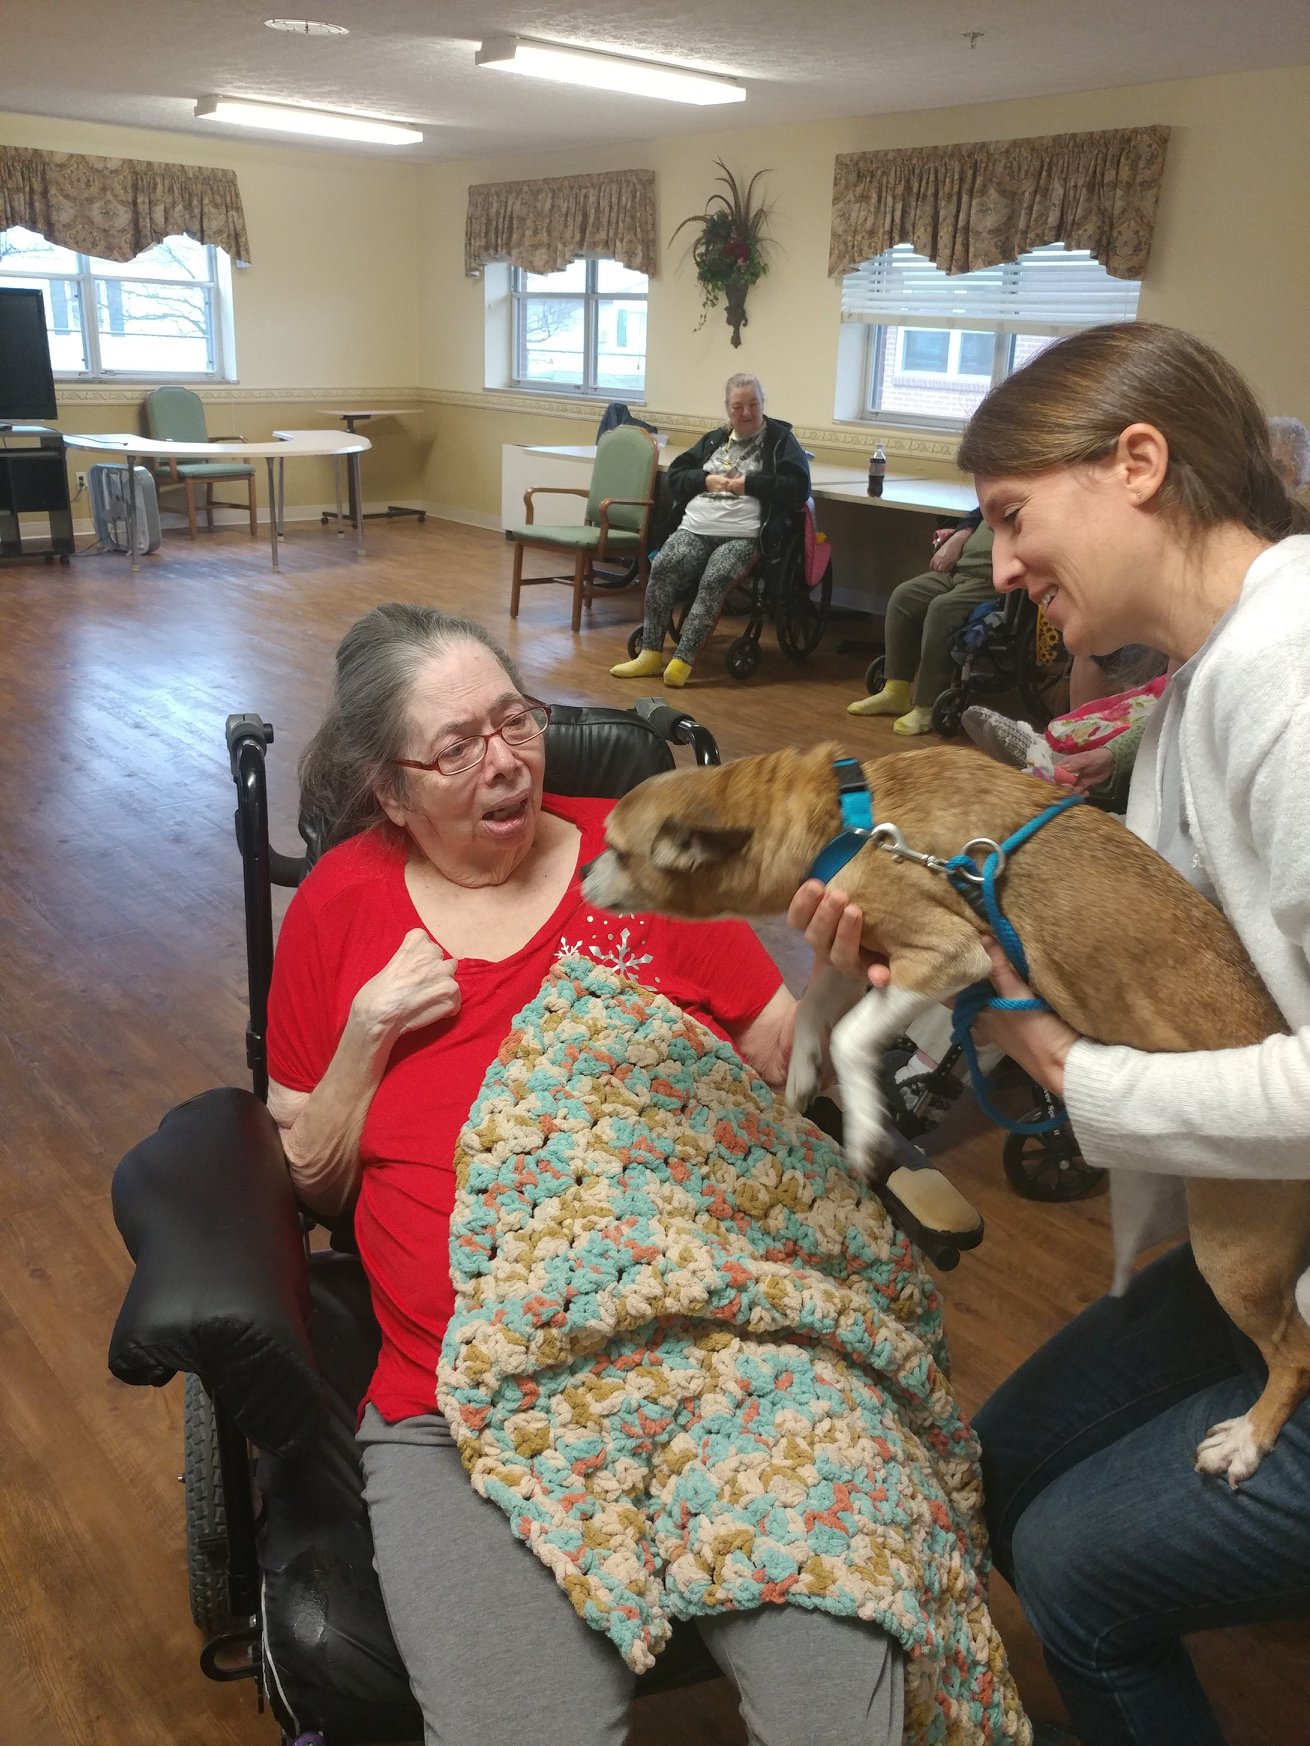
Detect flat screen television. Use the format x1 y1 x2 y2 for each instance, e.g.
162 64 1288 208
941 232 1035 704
0 286 59 423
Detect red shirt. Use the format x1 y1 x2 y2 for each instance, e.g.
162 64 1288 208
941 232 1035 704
266 793 783 1423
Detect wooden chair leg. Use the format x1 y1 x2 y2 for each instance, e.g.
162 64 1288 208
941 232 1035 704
247 476 257 536
510 542 525 619
184 481 198 540
571 552 585 634
206 482 216 530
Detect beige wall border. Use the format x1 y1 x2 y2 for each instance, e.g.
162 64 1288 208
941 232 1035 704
53 382 424 406
51 381 961 466
412 387 963 467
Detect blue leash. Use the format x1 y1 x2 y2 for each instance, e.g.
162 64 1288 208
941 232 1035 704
806 761 1084 1137
944 795 1084 1135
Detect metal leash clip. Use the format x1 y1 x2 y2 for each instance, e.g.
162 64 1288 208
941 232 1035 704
867 821 949 875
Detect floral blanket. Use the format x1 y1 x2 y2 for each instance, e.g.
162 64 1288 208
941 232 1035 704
438 957 1028 1746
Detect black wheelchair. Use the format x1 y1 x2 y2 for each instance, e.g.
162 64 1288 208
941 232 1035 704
863 589 1072 736
625 503 833 681
107 699 738 1746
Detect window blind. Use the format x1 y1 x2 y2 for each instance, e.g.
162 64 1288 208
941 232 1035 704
841 242 1140 333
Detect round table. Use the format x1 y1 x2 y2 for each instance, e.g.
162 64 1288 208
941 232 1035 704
62 429 372 571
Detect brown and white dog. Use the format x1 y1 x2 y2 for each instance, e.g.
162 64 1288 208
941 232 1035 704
582 740 1310 1483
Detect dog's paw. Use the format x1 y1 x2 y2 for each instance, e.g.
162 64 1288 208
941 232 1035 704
1194 1413 1265 1489
842 1113 890 1186
784 1045 824 1114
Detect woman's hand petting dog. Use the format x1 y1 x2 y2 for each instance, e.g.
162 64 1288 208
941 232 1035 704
789 885 1081 1100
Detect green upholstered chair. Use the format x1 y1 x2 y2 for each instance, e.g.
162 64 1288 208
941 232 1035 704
143 386 258 539
507 425 658 633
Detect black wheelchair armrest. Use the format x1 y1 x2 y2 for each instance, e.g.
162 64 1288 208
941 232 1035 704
108 1087 322 1456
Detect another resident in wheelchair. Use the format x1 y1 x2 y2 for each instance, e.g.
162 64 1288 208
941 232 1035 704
610 372 817 687
856 532 1071 739
109 605 1023 1746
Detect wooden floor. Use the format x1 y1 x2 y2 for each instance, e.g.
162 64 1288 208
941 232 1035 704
0 519 1303 1746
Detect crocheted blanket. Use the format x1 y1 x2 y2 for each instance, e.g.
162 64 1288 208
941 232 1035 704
438 957 1027 1746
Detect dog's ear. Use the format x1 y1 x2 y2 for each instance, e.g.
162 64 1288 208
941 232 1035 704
650 822 753 873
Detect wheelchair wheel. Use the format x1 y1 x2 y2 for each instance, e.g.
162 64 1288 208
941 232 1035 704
725 636 760 680
626 625 644 660
184 1373 238 1637
931 685 965 737
1003 1124 1107 1202
777 566 832 663
864 655 886 694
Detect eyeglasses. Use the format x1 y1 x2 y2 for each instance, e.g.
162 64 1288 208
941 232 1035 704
392 701 552 776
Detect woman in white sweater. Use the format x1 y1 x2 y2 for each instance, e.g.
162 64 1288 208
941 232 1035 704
794 323 1310 1746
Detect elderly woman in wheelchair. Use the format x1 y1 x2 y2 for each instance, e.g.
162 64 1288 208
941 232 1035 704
610 373 812 688
112 603 1026 1746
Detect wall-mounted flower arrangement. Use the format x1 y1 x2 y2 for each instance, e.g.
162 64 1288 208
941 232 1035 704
671 161 772 347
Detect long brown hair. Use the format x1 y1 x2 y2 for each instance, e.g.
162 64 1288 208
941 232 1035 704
957 323 1308 540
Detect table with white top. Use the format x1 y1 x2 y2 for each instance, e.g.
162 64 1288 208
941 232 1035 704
62 429 371 571
318 408 425 529
509 442 976 520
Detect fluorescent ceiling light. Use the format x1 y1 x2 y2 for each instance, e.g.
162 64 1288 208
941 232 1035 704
263 18 350 34
194 95 422 145
475 36 745 106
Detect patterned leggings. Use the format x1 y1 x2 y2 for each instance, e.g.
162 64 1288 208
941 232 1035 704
642 528 759 666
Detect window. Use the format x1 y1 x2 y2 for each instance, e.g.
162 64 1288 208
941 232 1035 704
837 243 1141 430
0 226 233 379
511 258 647 396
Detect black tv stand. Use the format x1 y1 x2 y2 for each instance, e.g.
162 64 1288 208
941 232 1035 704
0 424 74 565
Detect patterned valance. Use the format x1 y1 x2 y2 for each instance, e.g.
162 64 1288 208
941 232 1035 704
829 125 1169 283
0 146 251 264
465 168 656 278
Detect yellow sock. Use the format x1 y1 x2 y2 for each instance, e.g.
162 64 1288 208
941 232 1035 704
847 679 912 717
663 657 692 688
892 706 936 736
610 648 665 679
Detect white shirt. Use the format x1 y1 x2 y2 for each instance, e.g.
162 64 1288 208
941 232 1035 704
1061 536 1310 1312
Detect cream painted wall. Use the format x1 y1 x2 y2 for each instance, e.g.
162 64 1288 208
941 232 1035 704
5 64 1308 524
416 64 1310 520
0 112 429 504
0 111 423 393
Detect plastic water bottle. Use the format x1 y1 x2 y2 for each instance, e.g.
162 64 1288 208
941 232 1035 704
866 444 886 497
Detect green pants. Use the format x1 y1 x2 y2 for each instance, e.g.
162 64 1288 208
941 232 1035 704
883 524 998 707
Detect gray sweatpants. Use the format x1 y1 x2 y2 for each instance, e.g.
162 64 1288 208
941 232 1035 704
359 1406 904 1746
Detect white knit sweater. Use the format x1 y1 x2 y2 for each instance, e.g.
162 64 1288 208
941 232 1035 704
1061 535 1310 1314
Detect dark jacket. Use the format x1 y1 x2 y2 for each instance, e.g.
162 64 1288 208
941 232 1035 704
665 415 811 554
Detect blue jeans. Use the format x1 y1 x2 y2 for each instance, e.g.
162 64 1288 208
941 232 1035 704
975 1245 1310 1746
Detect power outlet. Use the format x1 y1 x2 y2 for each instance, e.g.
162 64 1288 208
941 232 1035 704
75 471 87 491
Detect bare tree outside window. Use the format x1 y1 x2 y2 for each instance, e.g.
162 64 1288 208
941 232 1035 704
512 259 647 395
0 227 228 378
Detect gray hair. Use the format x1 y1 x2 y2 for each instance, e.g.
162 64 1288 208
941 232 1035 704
298 603 525 852
1268 417 1310 491
724 373 765 406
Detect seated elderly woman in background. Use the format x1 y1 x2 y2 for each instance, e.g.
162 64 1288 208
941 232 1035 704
611 373 810 687
262 603 1024 1746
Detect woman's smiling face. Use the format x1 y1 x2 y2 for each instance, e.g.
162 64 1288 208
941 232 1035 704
976 459 1157 658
